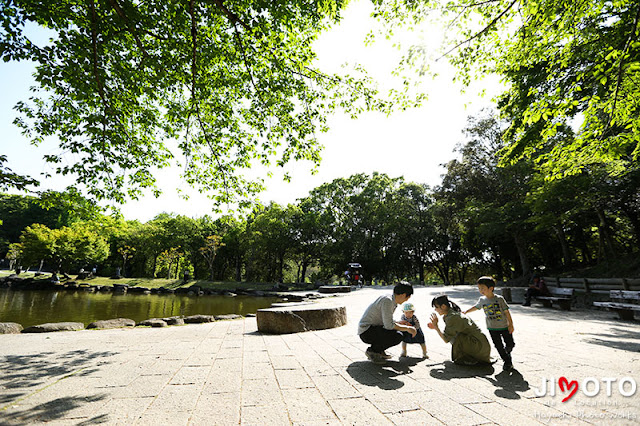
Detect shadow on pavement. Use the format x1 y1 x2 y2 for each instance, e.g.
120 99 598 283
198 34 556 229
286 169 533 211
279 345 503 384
0 395 110 424
429 360 495 380
583 326 640 352
484 369 530 400
346 361 407 390
0 349 118 390
0 348 118 423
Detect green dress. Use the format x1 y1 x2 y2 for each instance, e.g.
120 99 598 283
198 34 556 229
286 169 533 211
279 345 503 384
442 311 491 365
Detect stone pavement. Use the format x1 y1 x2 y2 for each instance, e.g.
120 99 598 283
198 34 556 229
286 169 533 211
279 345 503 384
1 286 639 425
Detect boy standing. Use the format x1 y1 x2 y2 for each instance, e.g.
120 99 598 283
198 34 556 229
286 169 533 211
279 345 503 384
358 282 417 364
464 276 515 371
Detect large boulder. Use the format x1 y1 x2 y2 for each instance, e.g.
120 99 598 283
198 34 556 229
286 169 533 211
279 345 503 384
87 318 136 329
22 322 85 333
257 305 347 334
0 322 23 334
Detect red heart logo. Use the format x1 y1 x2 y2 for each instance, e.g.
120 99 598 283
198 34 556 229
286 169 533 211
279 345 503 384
558 376 578 402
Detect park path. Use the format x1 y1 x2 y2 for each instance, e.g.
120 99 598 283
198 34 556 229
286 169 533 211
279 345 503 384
1 286 639 425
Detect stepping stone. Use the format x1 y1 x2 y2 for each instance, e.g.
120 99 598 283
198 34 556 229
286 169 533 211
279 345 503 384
257 305 346 334
137 319 168 327
184 314 215 323
22 322 85 333
0 322 23 334
87 318 136 329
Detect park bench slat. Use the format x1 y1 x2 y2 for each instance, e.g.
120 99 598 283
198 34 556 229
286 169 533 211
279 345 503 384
533 287 574 310
592 290 640 320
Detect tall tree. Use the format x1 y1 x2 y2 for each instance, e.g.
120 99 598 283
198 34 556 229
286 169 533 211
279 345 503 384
1 0 417 205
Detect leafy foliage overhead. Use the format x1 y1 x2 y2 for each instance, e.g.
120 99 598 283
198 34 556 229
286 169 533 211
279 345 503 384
1 0 417 205
372 0 640 177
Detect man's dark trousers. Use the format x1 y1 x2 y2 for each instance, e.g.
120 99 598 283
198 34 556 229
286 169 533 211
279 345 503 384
360 325 403 354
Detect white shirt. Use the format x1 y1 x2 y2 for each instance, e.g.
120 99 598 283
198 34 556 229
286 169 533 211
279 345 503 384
357 294 397 335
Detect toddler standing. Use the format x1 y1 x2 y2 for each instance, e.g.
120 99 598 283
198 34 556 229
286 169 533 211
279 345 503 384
399 303 428 358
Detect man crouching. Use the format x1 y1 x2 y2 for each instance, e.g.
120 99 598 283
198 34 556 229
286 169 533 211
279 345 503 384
357 282 417 364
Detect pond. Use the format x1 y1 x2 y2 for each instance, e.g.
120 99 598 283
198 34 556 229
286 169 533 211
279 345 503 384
0 289 281 328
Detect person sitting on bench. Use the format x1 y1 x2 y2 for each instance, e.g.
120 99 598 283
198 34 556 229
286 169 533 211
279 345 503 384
523 274 549 306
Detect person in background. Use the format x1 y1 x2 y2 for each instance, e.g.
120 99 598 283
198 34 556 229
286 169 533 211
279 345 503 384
523 274 549 306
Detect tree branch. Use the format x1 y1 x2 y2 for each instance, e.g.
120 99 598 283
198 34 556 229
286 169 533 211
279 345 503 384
608 4 640 128
437 0 518 60
188 0 230 201
107 0 150 60
211 0 250 31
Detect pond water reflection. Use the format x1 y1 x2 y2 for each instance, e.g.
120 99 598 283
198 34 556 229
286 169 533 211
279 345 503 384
0 289 281 328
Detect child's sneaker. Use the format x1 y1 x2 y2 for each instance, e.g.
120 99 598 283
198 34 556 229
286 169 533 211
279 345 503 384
503 361 514 371
422 353 429 359
399 351 407 358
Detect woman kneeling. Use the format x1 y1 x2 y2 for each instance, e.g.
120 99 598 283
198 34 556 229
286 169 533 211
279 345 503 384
428 295 491 366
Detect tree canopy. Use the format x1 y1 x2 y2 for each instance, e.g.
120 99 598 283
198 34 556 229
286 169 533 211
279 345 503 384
1 0 417 205
373 0 640 177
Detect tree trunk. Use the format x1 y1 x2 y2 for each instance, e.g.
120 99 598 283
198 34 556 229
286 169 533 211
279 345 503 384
513 233 530 277
152 254 158 278
278 253 285 282
621 205 640 250
301 260 308 284
595 207 616 261
417 257 425 284
554 224 573 266
235 257 242 282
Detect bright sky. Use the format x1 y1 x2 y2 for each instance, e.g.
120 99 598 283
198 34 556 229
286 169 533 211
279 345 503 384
0 0 503 223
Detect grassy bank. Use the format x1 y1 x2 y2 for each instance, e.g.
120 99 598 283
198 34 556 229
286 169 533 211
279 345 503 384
0 270 314 291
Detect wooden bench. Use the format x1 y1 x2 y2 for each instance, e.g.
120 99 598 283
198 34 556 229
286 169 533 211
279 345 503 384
593 290 640 320
534 287 574 310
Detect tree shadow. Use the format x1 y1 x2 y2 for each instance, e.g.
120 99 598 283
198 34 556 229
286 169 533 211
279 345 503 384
583 326 640 352
429 360 495 380
0 349 119 423
0 395 110 424
346 361 406 390
484 368 530 400
0 349 118 390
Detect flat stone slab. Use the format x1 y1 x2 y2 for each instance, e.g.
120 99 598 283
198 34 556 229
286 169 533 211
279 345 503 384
87 318 136 329
163 317 185 325
0 322 23 334
137 319 168 327
184 315 215 323
22 322 85 333
318 285 351 293
256 305 346 334
214 314 243 321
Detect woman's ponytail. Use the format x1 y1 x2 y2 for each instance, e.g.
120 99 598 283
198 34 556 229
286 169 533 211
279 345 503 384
431 294 461 312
